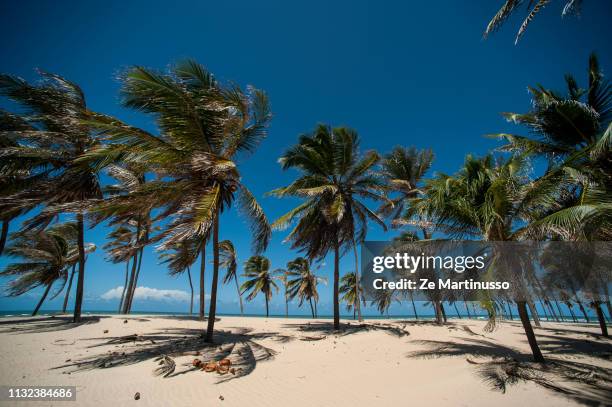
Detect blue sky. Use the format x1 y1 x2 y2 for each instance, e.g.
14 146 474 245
0 1 610 316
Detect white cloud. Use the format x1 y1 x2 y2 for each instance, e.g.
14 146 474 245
100 286 193 302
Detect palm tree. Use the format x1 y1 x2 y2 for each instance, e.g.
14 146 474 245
286 257 326 318
494 54 611 335
411 154 548 362
93 164 156 314
159 238 200 314
241 255 279 317
219 240 244 316
379 146 434 237
0 223 94 315
102 224 135 313
0 72 103 322
339 271 365 319
484 0 585 44
81 60 272 341
270 125 386 329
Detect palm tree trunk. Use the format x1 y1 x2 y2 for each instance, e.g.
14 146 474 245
333 241 340 330
577 300 590 322
553 300 564 322
593 301 608 337
205 207 220 343
265 296 269 318
127 247 144 312
567 303 577 322
507 302 514 320
122 253 138 314
187 266 194 315
606 301 612 323
62 264 76 313
453 303 462 319
0 219 8 256
464 301 471 319
440 302 447 323
73 213 86 323
309 298 315 318
517 301 545 362
234 275 244 316
199 243 206 321
33 283 52 316
411 297 418 320
527 300 541 327
352 241 362 322
314 300 318 318
118 259 130 313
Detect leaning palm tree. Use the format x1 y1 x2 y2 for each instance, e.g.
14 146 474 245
494 54 611 334
339 271 365 320
241 255 279 317
484 0 585 44
0 223 94 315
159 238 200 314
286 257 326 318
410 154 548 362
270 125 386 329
81 60 271 341
219 240 244 316
0 72 103 322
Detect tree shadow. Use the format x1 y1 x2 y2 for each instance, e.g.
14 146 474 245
281 321 409 338
408 338 612 406
536 333 612 361
52 326 294 382
0 315 108 334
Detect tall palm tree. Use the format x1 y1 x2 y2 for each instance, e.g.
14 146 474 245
219 240 244 316
241 255 279 317
0 223 94 315
411 154 548 362
484 0 585 44
494 54 611 334
270 125 386 329
159 238 200 314
286 257 326 318
0 72 104 322
81 60 271 341
339 271 365 320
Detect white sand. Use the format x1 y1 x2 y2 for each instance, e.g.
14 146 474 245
0 315 610 406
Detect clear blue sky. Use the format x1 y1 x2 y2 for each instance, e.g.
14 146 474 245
1 1 610 316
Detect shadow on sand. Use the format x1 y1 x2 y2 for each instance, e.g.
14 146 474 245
0 315 109 334
53 326 292 383
408 335 612 406
281 321 410 338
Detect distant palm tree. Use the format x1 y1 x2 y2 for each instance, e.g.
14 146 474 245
286 257 326 318
82 60 272 341
484 0 585 44
159 238 200 314
102 224 136 313
379 146 434 237
241 255 279 317
270 125 386 329
219 240 244 316
339 272 365 320
0 73 104 323
0 223 94 315
93 164 155 314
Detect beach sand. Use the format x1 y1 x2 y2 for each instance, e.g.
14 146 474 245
0 314 610 406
